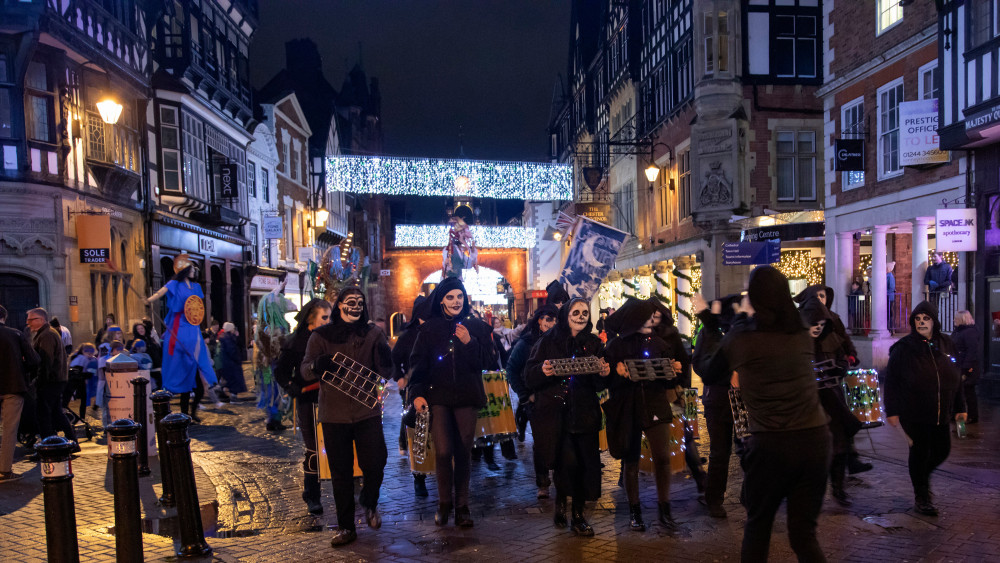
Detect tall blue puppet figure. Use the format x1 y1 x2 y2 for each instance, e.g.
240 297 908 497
146 253 217 419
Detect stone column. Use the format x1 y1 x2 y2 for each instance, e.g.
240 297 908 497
871 225 889 338
673 257 695 339
622 268 637 298
836 231 854 318
912 217 933 308
700 246 717 301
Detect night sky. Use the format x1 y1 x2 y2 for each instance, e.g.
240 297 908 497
250 0 572 164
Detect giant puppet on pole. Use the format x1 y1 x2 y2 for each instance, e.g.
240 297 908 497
146 253 218 411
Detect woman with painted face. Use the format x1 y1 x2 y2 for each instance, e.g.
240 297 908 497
602 298 684 531
506 304 559 498
274 298 332 516
800 297 863 507
525 298 610 537
301 287 393 547
693 266 830 562
408 276 495 528
884 301 967 517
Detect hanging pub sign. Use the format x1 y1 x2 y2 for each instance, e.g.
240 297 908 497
834 139 865 171
219 163 239 200
935 208 977 252
77 213 111 264
900 99 949 166
262 216 283 239
582 167 604 191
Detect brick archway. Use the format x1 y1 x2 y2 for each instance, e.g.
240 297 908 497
378 248 526 330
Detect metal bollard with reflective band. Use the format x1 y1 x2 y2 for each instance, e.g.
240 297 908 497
162 413 212 557
130 377 151 476
107 419 143 562
37 436 80 563
151 390 175 507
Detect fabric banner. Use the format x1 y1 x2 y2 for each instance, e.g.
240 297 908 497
558 217 630 302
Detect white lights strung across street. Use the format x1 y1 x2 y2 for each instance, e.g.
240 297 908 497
395 225 536 249
327 155 573 200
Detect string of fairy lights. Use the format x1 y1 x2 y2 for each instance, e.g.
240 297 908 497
326 155 573 200
858 250 958 280
775 250 826 287
394 225 537 249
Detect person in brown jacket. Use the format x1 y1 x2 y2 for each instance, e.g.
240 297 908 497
301 287 392 547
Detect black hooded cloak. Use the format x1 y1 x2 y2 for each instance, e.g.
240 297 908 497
795 284 858 359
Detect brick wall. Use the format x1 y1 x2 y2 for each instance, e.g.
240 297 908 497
828 0 938 79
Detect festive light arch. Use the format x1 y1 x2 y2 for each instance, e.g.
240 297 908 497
326 155 573 200
395 225 536 249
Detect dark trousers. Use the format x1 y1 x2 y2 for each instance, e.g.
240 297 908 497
742 426 831 563
296 398 319 502
899 421 951 502
37 382 76 441
430 405 477 508
62 376 89 422
704 401 734 507
322 416 387 531
964 381 979 422
178 376 205 415
553 431 601 511
397 388 408 451
623 422 671 504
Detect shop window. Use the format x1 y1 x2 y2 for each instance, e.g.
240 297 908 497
776 130 816 202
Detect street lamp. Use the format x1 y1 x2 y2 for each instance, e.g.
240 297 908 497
315 206 329 227
96 99 123 125
644 164 660 183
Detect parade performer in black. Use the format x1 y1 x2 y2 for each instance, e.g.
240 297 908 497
408 276 495 528
800 296 863 507
884 301 966 516
692 293 743 518
506 304 559 498
526 298 610 536
274 298 332 516
602 298 683 531
392 294 432 497
302 287 392 547
694 266 831 562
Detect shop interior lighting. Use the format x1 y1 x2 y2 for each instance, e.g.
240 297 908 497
327 155 573 200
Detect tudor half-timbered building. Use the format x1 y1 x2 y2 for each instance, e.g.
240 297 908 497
0 0 154 339
936 0 999 394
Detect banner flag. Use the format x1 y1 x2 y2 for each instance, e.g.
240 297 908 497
558 217 630 302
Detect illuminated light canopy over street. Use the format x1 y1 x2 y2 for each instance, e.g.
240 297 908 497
326 155 573 200
394 225 536 249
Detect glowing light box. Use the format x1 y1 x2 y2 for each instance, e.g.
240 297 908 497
326 155 573 200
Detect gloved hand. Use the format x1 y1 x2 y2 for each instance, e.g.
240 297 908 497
312 354 337 376
847 355 860 368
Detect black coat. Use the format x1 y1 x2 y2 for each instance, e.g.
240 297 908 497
602 332 677 460
274 327 318 403
524 328 605 467
391 325 420 382
505 333 535 400
407 316 492 409
951 324 981 384
884 333 965 426
0 324 39 394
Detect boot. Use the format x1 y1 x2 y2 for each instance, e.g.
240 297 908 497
848 452 874 474
553 496 568 528
189 403 202 424
455 506 474 528
483 445 500 471
570 506 594 537
832 486 853 507
629 504 645 532
658 502 677 529
413 474 429 497
435 503 452 526
500 438 518 460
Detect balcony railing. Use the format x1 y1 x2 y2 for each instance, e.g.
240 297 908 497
847 292 959 336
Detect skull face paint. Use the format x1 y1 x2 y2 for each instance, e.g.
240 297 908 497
441 289 465 318
538 315 557 334
567 301 590 335
639 310 662 334
914 313 933 339
339 293 365 323
809 319 827 338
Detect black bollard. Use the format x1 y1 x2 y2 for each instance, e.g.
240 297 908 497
107 419 144 562
162 413 212 557
131 377 151 477
151 390 175 507
36 436 80 563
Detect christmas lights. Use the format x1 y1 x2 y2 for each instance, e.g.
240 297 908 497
327 155 573 200
422 268 509 305
776 250 825 286
395 225 536 249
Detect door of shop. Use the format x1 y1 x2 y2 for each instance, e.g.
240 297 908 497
0 274 41 329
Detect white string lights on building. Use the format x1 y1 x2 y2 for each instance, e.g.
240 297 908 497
394 225 537 249
327 155 573 200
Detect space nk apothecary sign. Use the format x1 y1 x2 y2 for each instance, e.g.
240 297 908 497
935 208 976 252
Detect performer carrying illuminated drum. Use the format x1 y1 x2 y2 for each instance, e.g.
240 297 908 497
408 276 495 528
145 253 218 421
274 298 332 516
602 298 683 531
392 294 432 497
525 298 610 537
799 297 863 507
302 287 393 547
